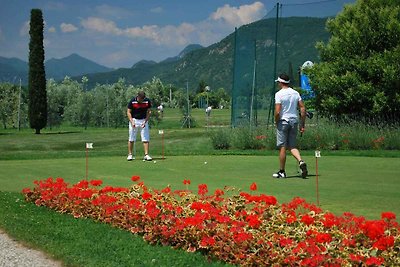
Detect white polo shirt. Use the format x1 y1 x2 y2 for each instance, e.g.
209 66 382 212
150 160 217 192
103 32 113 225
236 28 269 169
275 87 302 121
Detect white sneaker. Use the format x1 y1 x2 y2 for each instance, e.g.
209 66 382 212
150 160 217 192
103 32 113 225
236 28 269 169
272 171 286 178
143 154 152 161
299 161 308 178
127 154 135 161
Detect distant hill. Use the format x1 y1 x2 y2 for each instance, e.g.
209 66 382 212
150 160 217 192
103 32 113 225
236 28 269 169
77 17 329 92
0 57 29 84
1 17 330 91
0 54 113 84
161 44 204 63
45 53 113 80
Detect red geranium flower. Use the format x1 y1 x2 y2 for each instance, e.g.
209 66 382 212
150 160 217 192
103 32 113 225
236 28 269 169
301 214 315 225
381 212 396 221
200 236 216 247
22 188 31 194
249 182 257 191
198 184 208 196
315 233 332 243
365 256 384 266
131 175 141 182
141 191 152 200
372 236 395 250
89 180 103 186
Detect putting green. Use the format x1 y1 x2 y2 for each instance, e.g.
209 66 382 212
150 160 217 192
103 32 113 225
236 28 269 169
1 155 399 220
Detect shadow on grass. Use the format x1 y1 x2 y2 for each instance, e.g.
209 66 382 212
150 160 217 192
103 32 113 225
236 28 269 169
0 132 14 136
278 174 319 179
42 131 82 135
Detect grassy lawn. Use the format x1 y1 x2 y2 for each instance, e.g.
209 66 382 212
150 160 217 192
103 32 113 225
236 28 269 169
0 108 399 266
1 155 399 219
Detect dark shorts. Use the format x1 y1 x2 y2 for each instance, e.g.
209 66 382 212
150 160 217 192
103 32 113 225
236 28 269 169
276 119 298 148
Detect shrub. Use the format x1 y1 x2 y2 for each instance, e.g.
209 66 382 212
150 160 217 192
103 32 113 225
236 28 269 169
209 128 231 149
211 118 400 151
23 177 400 266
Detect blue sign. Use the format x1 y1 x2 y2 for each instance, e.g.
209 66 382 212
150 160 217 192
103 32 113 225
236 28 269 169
300 74 314 98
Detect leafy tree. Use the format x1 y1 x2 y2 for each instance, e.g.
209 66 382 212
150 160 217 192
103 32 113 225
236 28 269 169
308 0 400 121
62 77 84 126
109 78 129 128
92 84 110 127
0 83 19 129
78 91 94 130
28 9 47 134
47 79 64 129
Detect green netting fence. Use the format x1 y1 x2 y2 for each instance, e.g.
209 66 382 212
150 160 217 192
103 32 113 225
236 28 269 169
231 0 355 127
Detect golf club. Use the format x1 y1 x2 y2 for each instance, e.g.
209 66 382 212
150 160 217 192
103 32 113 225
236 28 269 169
133 141 136 159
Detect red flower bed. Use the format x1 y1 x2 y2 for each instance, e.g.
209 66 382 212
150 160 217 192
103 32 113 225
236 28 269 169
23 177 400 266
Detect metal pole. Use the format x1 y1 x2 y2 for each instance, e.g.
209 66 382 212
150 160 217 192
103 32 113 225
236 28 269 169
315 150 321 206
250 39 256 131
85 146 88 179
231 27 238 128
162 132 164 160
316 156 319 206
267 3 280 128
187 80 190 128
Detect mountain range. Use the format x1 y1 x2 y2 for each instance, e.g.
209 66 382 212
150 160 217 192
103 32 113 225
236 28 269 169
0 53 112 84
74 17 330 91
1 17 330 91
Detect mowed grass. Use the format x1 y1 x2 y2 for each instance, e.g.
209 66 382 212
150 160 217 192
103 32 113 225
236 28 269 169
0 107 400 266
0 108 228 160
1 107 399 218
1 155 399 219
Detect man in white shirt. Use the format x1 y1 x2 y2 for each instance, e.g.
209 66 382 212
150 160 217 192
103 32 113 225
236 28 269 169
273 74 308 178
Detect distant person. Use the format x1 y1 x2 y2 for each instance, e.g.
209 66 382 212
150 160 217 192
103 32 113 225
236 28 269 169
273 74 308 178
205 106 212 117
126 91 152 161
157 104 164 118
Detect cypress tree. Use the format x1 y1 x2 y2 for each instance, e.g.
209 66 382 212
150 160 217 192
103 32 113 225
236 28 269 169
28 9 47 134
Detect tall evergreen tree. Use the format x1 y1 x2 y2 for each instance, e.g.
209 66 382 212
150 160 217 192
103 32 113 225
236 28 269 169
28 9 47 134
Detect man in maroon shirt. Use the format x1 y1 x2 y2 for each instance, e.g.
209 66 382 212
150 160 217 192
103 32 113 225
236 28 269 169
126 91 152 161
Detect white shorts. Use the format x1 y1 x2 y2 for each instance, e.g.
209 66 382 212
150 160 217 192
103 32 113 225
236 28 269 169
128 119 150 142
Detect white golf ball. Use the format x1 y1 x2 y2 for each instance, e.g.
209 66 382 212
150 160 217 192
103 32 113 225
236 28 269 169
204 161 207 164
154 161 157 163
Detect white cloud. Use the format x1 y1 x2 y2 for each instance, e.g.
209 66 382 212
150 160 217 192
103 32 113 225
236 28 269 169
48 26 57 33
124 23 195 46
81 17 122 35
95 4 133 19
44 2 66 11
60 23 78 33
210 2 266 27
77 1 267 66
81 17 195 46
19 21 30 36
150 7 163 14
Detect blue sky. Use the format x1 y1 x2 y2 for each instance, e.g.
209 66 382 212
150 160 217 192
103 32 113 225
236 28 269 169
0 0 355 68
